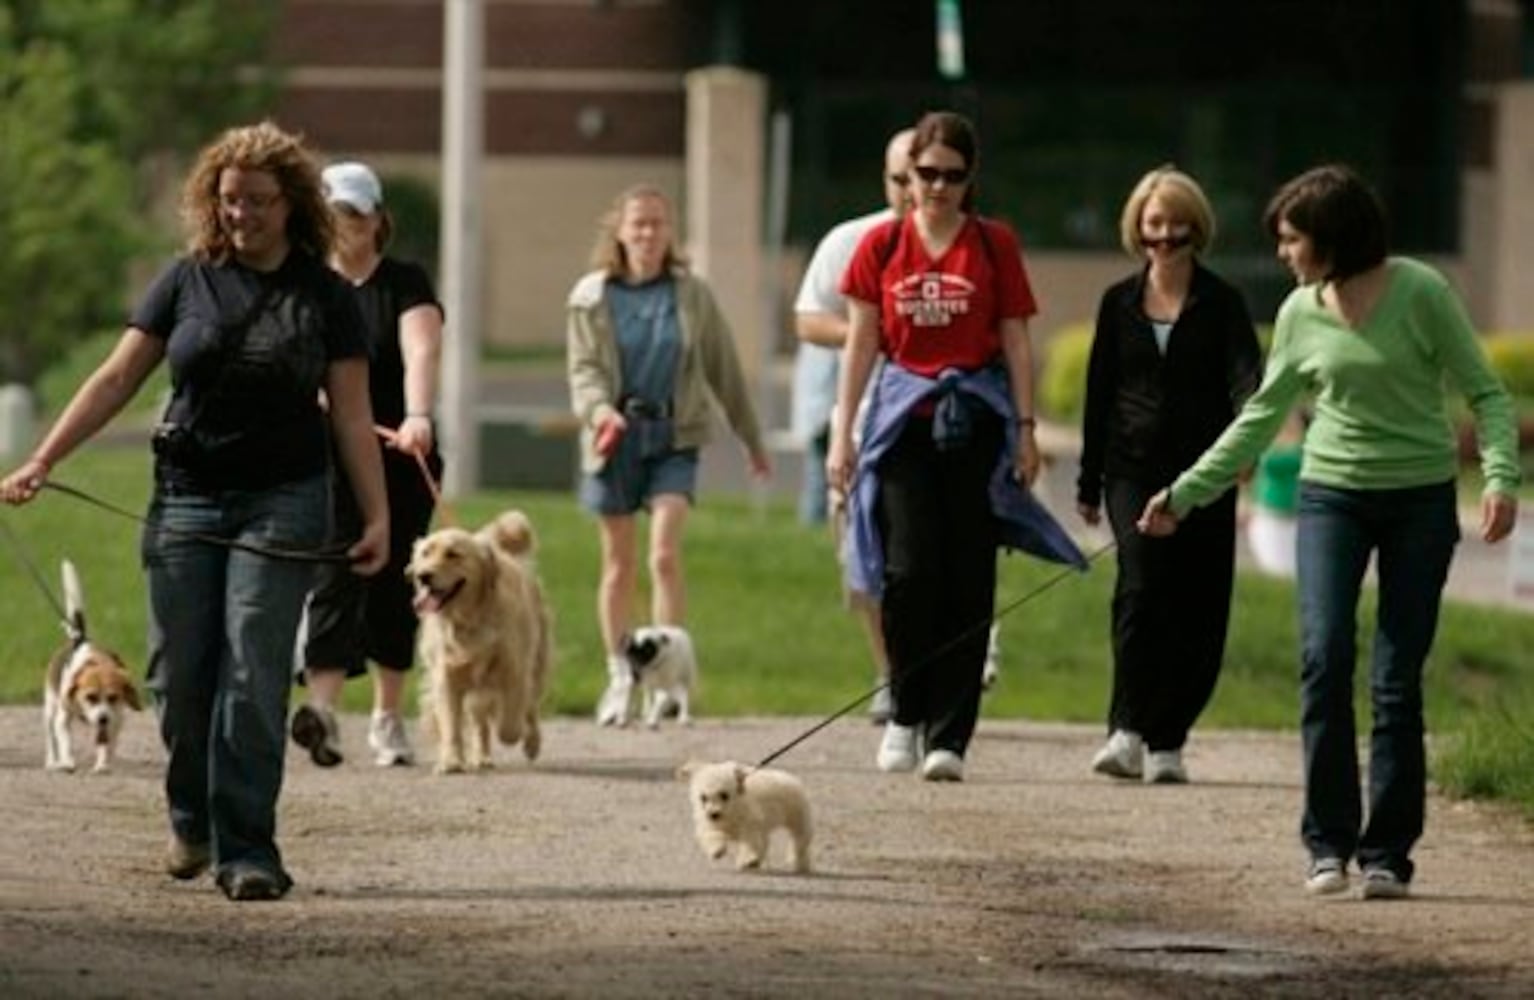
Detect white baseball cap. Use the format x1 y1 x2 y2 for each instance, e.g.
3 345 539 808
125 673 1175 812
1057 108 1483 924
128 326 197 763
322 161 383 213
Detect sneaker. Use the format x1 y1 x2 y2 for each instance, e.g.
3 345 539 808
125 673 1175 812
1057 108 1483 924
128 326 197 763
165 836 211 881
368 711 414 767
876 722 919 772
1091 729 1144 779
217 864 292 902
1146 749 1188 784
290 704 343 768
921 748 965 782
595 673 634 727
1361 866 1410 900
981 625 1001 690
1305 857 1349 896
868 686 894 725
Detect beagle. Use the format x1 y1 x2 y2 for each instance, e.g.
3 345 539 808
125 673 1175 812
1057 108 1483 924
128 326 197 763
43 560 141 773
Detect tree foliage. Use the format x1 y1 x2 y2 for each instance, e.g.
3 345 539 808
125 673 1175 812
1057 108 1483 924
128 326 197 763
0 1 278 383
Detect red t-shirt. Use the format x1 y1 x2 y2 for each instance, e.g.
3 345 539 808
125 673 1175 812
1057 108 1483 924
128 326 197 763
840 214 1037 377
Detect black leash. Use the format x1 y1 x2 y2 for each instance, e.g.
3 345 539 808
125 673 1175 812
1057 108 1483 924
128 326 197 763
0 513 74 633
40 479 354 565
755 539 1117 769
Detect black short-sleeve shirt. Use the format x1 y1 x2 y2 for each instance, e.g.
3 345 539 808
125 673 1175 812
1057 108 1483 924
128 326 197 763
349 257 443 426
131 251 369 491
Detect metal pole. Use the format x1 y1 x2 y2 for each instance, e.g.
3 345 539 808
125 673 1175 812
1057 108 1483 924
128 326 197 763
753 109 791 517
439 0 484 496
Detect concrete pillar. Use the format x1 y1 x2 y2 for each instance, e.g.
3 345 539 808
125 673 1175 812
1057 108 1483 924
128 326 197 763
0 384 35 461
1489 82 1534 331
685 66 766 380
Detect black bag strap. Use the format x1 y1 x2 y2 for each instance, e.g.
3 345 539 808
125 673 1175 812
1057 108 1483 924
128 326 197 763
167 279 280 429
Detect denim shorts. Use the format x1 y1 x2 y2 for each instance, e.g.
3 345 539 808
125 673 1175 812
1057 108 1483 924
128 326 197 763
579 416 698 515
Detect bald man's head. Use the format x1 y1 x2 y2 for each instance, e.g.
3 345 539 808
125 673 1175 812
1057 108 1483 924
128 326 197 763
883 128 916 215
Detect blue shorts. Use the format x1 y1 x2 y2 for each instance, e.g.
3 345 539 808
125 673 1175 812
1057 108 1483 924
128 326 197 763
579 417 698 515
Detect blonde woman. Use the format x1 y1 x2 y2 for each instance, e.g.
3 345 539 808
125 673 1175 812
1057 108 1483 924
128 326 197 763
0 122 387 901
1076 165 1263 784
567 185 769 725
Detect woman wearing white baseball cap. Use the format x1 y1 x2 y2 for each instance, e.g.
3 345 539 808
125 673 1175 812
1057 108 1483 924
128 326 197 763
291 159 445 770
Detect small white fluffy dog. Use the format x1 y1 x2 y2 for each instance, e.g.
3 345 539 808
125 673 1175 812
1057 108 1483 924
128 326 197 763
621 625 697 728
678 760 812 873
43 560 142 773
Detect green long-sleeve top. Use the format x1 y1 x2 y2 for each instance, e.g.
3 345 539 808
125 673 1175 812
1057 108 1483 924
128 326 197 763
1170 257 1520 517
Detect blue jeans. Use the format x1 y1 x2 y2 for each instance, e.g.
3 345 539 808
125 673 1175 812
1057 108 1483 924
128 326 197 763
1295 480 1458 882
142 476 327 882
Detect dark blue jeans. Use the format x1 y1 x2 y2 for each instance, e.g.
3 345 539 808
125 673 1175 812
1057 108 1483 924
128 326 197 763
142 476 327 884
1296 480 1459 882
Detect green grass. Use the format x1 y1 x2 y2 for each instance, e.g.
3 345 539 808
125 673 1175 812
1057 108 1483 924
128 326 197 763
2 442 1533 815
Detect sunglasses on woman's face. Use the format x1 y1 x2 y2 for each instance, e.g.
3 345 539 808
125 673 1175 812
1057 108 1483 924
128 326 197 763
912 165 970 186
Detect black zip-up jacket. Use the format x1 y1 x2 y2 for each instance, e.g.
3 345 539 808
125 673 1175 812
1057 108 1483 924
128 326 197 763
1076 263 1263 508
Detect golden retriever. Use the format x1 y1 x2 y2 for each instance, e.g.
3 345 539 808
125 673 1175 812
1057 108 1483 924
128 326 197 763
406 510 553 774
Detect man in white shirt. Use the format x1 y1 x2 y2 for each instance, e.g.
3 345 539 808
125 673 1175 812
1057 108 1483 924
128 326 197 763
791 129 912 723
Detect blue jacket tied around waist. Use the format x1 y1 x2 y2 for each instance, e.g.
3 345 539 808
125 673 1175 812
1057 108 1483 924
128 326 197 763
845 363 1089 599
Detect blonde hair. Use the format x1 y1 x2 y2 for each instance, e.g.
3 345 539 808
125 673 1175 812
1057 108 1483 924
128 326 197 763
1118 165 1216 256
588 184 688 277
181 120 333 263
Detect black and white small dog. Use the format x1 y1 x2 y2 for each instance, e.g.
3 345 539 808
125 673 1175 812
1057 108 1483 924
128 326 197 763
621 625 697 728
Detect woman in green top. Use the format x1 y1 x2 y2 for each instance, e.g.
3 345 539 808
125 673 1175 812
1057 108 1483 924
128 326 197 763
1139 165 1520 901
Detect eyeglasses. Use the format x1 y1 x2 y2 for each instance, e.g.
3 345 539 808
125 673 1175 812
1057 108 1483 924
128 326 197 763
218 191 284 212
912 165 970 186
887 173 910 187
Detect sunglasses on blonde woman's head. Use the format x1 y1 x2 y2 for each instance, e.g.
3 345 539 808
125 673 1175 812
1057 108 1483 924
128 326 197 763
912 165 970 185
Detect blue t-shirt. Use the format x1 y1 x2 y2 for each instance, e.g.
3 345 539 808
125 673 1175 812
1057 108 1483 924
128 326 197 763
606 276 680 406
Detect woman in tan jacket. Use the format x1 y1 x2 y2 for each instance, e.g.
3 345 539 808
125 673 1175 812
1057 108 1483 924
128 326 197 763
567 184 770 725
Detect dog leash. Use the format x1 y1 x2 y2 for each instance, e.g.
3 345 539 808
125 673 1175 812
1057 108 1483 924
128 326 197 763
40 480 355 564
753 539 1117 769
0 512 75 635
374 424 457 527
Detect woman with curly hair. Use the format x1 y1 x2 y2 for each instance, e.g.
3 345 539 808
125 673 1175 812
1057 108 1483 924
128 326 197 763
0 120 388 902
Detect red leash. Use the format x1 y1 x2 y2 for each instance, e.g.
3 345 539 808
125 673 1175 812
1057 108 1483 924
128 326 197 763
375 425 457 527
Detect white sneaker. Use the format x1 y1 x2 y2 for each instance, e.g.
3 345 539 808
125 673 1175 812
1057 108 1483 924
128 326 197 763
368 712 414 767
876 723 919 772
1091 729 1144 779
1146 749 1187 784
595 666 634 727
868 686 894 725
1305 857 1349 896
981 625 1001 690
921 749 964 782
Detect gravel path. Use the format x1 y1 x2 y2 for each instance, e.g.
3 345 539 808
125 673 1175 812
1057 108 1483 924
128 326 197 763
2 710 1532 998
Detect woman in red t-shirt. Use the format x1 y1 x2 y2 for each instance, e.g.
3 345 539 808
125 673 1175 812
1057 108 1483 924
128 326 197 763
826 110 1040 782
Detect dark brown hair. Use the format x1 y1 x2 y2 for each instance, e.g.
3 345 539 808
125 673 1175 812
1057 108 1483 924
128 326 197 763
909 110 979 213
1263 164 1388 282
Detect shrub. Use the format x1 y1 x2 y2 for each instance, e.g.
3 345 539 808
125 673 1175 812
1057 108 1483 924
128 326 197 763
1038 323 1093 422
1484 334 1534 400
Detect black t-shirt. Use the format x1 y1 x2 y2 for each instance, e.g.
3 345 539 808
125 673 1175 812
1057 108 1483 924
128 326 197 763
348 257 443 427
130 252 369 491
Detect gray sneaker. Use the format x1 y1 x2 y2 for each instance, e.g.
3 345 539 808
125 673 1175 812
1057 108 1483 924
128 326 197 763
290 704 343 767
1360 866 1410 900
368 711 414 767
1305 857 1349 896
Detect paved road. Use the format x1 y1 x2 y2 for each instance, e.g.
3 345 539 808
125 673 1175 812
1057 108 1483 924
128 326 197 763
480 364 1529 612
